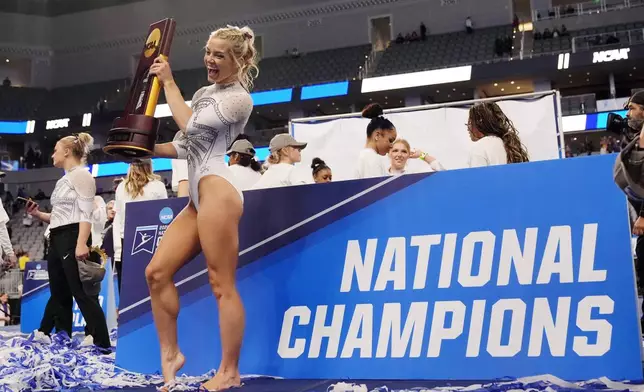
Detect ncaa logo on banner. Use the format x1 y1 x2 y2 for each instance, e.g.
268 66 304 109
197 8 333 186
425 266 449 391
159 207 174 225
131 225 159 256
27 264 48 281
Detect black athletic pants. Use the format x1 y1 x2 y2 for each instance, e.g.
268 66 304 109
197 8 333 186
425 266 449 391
38 223 110 349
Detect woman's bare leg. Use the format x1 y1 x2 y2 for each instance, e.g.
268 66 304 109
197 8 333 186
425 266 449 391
196 176 244 391
145 203 201 386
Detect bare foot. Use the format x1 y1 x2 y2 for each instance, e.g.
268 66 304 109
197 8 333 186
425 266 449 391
161 351 185 387
200 369 241 391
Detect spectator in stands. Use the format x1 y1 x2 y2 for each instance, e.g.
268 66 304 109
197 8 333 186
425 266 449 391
420 23 427 41
410 31 419 42
395 33 404 44
465 17 473 34
26 132 111 351
253 134 307 189
543 28 552 39
2 77 10 88
113 159 167 292
560 25 569 36
34 147 43 168
606 35 620 45
467 102 530 167
101 200 115 262
513 14 519 29
0 293 9 326
494 38 505 57
34 189 46 200
311 158 332 183
356 103 396 179
505 36 513 55
227 137 262 190
388 139 444 174
291 48 300 58
171 132 189 197
17 249 30 271
553 28 560 38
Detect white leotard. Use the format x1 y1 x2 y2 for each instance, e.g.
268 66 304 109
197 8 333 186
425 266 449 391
172 82 253 210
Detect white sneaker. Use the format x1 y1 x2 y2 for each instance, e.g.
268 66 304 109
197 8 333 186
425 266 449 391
80 335 94 347
32 330 51 345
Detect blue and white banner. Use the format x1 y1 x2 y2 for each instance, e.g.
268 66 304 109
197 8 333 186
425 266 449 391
21 260 116 334
117 155 642 381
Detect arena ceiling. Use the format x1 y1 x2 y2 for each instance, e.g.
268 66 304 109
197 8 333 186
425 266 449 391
0 0 146 16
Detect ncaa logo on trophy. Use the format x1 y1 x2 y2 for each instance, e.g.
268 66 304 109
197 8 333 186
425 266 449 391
103 19 176 158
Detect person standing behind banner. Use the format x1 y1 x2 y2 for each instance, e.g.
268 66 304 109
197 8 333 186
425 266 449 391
25 132 111 351
356 103 397 179
252 134 307 190
388 139 444 175
171 132 189 197
227 137 262 190
0 292 10 326
0 180 16 269
466 102 530 167
113 159 167 293
90 196 107 248
311 158 332 183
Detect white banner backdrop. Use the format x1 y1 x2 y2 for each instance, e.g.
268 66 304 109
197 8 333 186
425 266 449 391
290 93 562 182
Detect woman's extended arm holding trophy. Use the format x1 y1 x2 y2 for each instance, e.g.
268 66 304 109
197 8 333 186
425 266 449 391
149 56 193 132
149 56 191 159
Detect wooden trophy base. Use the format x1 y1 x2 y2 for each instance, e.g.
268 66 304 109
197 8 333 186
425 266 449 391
103 114 160 159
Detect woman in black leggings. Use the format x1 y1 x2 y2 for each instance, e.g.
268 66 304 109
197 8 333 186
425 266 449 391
27 132 110 351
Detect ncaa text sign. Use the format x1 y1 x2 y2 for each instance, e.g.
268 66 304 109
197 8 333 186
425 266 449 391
593 48 630 63
117 155 642 381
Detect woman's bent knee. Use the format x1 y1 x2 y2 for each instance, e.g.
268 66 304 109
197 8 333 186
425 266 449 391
145 260 171 288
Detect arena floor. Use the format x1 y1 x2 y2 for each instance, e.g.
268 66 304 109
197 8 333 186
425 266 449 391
1 326 644 392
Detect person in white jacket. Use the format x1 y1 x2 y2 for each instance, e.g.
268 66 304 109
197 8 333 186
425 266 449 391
113 159 167 292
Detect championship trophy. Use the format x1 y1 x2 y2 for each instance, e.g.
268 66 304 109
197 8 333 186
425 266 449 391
103 18 176 158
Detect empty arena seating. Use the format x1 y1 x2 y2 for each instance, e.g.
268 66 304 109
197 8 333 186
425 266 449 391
9 210 48 261
561 93 597 115
252 45 371 90
0 87 47 120
37 79 130 118
161 44 372 101
374 25 514 76
532 22 644 54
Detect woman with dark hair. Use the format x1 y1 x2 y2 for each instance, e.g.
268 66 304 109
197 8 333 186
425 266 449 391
356 103 397 179
227 137 262 190
311 158 332 183
467 102 530 167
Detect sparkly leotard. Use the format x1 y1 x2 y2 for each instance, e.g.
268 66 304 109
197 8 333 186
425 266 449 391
172 82 253 211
